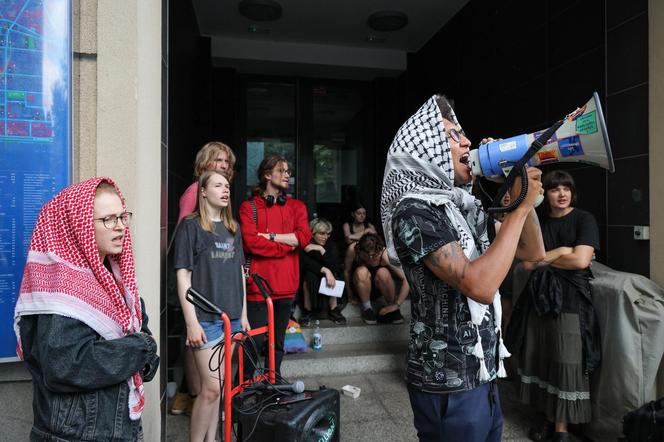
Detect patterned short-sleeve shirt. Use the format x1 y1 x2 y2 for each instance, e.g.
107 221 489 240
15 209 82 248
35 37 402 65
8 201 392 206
392 198 498 393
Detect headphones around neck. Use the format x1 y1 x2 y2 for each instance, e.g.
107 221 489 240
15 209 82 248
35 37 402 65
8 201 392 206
263 193 287 207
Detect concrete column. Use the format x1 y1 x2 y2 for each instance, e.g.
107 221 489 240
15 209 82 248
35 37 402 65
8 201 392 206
97 0 162 438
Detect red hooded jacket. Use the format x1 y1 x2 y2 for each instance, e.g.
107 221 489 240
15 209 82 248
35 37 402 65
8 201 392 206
239 195 311 301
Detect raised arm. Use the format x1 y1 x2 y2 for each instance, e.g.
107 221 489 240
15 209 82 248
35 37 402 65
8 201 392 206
496 208 546 263
423 173 543 304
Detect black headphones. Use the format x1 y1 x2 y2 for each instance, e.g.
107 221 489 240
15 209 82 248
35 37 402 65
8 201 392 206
263 194 287 207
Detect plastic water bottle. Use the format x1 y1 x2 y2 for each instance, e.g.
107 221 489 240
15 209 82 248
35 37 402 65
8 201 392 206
312 320 322 352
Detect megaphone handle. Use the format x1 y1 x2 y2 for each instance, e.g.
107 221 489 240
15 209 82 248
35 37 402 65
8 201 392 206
487 166 529 214
487 118 565 214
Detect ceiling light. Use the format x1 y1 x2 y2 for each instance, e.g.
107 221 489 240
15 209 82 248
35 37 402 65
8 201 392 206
248 24 270 34
366 34 387 43
367 11 408 32
239 0 282 22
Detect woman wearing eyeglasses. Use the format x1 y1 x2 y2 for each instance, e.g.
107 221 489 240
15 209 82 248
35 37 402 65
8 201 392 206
173 170 250 442
14 177 159 441
299 218 346 326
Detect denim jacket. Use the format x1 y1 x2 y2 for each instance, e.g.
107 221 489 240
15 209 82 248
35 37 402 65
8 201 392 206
18 303 159 441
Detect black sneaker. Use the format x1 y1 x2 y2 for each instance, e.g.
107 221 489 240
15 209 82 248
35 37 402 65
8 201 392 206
378 309 404 324
528 420 554 441
328 307 347 325
361 308 377 325
299 309 313 327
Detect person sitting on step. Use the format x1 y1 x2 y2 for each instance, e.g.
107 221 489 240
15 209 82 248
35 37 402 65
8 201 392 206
299 218 347 326
352 232 409 325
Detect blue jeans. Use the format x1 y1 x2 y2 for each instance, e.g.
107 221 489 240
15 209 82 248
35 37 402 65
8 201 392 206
197 319 242 350
407 381 503 442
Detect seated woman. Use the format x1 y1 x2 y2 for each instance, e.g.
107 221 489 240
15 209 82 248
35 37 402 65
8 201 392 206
352 233 410 325
342 202 377 302
300 218 346 326
14 177 159 441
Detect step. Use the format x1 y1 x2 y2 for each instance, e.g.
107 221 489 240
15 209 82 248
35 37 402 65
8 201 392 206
281 341 408 378
339 299 411 319
299 316 410 345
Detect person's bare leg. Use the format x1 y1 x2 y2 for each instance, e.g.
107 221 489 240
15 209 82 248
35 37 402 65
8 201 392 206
190 347 221 442
554 422 568 433
329 296 337 310
344 245 358 304
184 348 200 397
352 266 372 304
374 267 396 304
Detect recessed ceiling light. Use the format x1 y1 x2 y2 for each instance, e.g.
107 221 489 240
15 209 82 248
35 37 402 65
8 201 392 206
367 11 408 32
366 34 387 43
239 0 282 22
248 24 270 34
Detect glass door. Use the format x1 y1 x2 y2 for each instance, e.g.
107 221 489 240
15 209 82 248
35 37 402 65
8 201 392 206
244 80 297 198
242 77 373 230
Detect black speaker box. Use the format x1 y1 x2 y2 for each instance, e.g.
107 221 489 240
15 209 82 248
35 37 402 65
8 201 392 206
233 388 340 442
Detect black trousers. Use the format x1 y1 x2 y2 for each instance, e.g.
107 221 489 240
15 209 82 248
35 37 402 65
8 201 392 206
407 381 502 442
246 298 293 377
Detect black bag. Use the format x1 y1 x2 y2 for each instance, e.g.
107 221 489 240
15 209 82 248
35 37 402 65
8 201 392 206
623 397 664 442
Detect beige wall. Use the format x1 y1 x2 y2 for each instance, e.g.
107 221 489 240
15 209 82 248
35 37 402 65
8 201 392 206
76 0 163 438
650 0 664 397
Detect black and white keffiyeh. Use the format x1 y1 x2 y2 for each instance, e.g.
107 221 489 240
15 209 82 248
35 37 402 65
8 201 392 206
380 95 509 380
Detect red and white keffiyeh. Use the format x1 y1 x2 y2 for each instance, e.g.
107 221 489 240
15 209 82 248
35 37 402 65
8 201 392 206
14 177 146 420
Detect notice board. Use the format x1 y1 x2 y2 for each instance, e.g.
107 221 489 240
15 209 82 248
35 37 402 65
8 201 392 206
0 0 71 361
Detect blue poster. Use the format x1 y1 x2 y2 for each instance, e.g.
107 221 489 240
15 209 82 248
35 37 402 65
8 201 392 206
0 0 71 361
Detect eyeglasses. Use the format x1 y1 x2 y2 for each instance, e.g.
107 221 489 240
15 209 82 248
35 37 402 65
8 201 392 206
94 212 133 229
275 168 291 176
446 128 465 143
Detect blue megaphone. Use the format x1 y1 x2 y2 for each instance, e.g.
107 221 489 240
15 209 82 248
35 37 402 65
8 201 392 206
469 92 615 179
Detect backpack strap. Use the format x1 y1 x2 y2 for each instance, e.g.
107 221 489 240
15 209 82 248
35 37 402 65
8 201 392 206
244 199 258 278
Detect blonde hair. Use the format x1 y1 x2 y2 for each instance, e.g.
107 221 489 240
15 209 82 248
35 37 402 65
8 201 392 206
195 170 237 235
310 218 332 235
193 141 236 182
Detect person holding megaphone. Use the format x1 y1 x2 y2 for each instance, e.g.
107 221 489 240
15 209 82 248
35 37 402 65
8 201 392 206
381 94 546 442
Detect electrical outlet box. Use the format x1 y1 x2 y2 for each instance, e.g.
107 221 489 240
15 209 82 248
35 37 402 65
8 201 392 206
633 226 650 240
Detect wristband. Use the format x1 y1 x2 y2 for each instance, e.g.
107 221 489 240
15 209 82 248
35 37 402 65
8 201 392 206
269 232 276 241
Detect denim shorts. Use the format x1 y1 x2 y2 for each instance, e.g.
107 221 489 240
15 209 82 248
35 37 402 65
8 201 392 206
196 319 242 350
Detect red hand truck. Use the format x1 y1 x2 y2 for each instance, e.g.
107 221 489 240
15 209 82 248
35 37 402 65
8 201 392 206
186 273 276 442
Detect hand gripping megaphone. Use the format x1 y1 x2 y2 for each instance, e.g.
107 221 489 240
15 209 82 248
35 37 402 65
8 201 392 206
469 92 615 214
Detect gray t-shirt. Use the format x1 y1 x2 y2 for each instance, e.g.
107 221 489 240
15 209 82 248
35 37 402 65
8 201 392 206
174 217 245 322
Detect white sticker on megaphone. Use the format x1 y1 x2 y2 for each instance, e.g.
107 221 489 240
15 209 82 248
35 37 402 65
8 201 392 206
499 140 518 152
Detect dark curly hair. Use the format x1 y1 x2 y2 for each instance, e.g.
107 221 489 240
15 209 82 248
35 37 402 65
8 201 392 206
355 232 385 266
